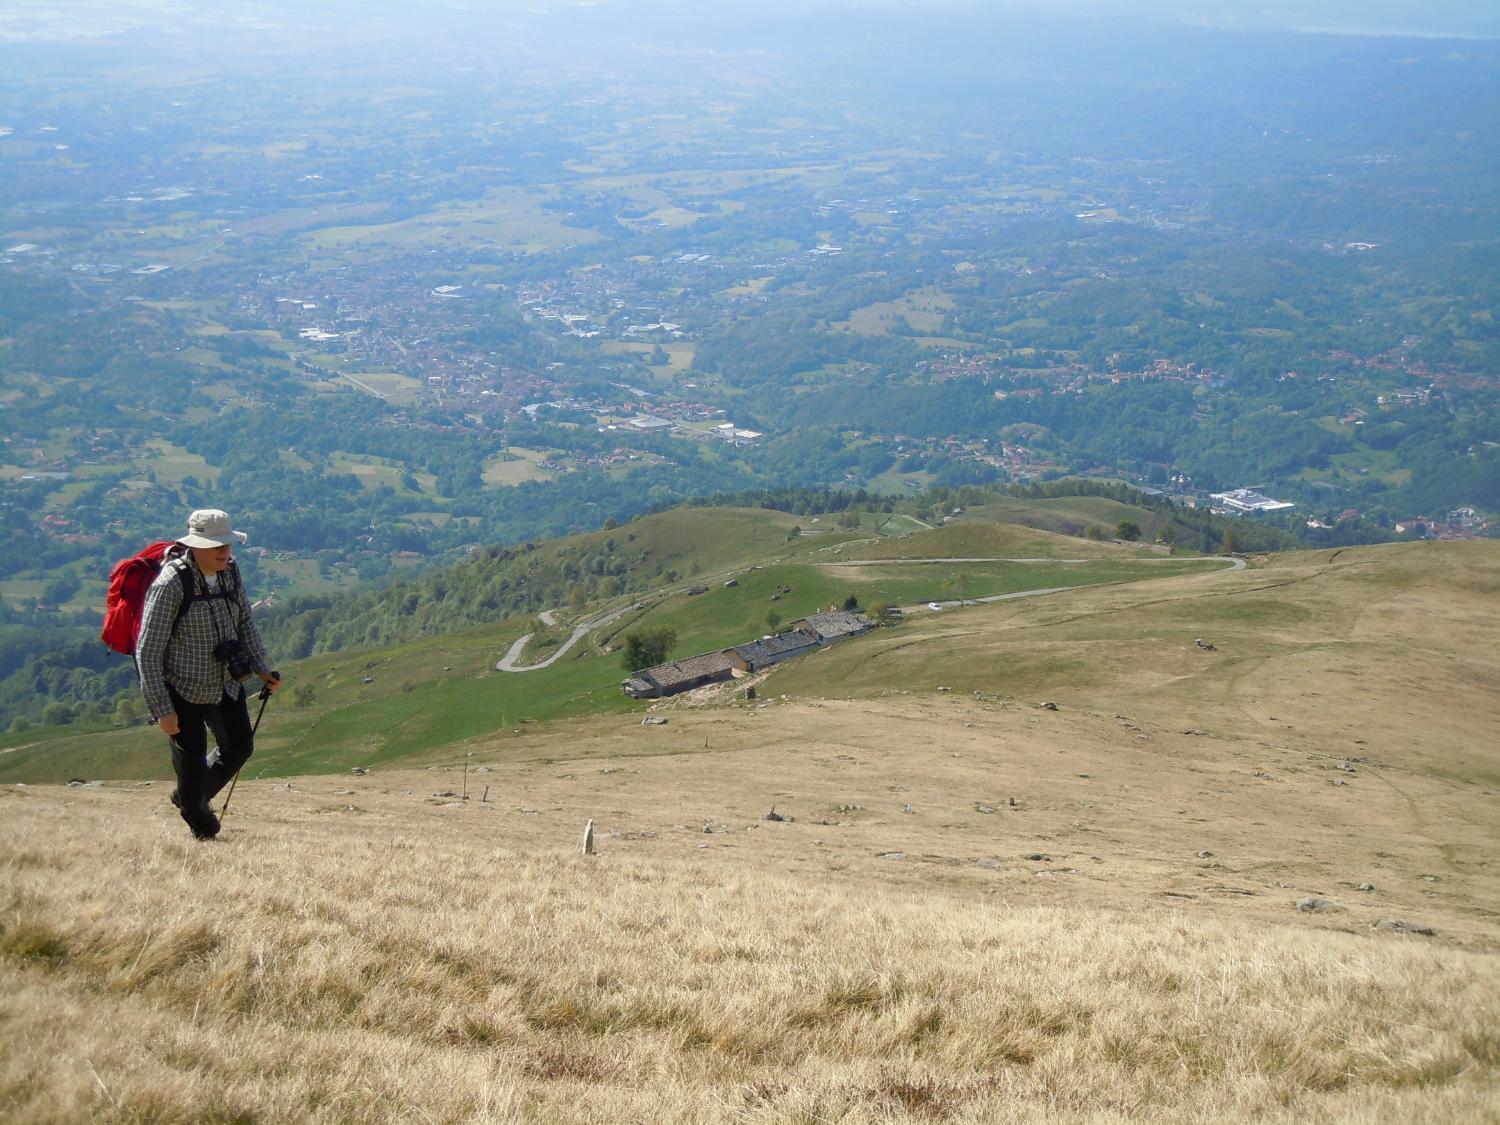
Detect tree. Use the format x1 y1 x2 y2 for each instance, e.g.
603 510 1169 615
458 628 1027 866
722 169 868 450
842 594 859 611
766 610 782 632
1115 520 1142 541
42 576 80 606
621 624 677 672
1223 527 1241 554
112 694 146 726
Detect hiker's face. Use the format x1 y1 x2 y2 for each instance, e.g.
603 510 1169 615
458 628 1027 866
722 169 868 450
191 544 232 574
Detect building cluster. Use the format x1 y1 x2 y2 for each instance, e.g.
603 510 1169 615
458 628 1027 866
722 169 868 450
621 608 873 699
1210 488 1296 515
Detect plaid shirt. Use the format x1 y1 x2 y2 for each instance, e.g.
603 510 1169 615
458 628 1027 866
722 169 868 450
137 556 271 719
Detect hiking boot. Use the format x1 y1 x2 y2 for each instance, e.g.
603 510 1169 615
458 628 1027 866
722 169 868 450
174 792 220 839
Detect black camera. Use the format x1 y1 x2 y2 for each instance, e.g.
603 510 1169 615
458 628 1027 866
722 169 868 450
214 638 255 681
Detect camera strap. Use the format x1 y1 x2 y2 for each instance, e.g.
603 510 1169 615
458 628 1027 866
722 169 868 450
200 569 240 652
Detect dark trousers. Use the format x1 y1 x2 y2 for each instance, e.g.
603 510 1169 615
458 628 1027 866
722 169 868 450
167 686 254 809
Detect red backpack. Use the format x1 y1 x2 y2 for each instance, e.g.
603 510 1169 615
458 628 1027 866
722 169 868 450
101 541 196 655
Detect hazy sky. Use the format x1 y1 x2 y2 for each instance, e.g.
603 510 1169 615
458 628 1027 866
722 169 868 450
1 0 1496 43
1031 0 1499 37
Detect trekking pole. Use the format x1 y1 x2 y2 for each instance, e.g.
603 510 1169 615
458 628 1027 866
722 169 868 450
220 672 278 818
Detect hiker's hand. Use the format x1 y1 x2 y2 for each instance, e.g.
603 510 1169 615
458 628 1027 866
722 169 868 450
159 713 180 737
258 671 281 693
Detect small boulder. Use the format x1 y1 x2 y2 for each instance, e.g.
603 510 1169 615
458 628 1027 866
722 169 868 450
1378 919 1435 936
1296 897 1338 913
1037 701 1059 711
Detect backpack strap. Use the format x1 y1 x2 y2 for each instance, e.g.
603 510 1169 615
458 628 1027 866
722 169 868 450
175 561 196 626
168 554 239 630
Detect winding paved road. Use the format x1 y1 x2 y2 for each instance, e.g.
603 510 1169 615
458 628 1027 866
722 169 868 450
495 602 640 672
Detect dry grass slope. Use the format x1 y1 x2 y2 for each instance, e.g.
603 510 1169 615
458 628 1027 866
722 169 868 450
3 541 1498 1122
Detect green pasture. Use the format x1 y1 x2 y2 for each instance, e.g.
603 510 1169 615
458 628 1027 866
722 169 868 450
960 496 1172 539
0 579 46 605
593 507 810 578
303 187 602 255
328 452 433 495
1323 449 1413 487
175 346 237 372
600 341 696 374
837 287 955 336
0 618 632 783
258 556 364 597
351 371 424 405
620 206 708 229
722 276 774 297
867 467 936 494
274 449 315 472
481 447 560 487
137 440 220 489
405 512 480 529
46 480 97 510
834 519 1127 560
268 655 631 775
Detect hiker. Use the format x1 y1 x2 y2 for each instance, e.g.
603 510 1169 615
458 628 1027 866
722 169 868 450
136 509 280 839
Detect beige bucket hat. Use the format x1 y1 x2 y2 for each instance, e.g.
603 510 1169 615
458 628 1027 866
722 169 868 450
177 509 248 549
